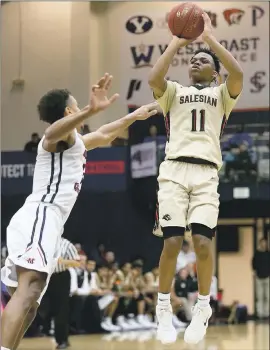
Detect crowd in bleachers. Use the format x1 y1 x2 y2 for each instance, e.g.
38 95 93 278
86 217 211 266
141 122 270 183
220 124 270 182
44 240 218 335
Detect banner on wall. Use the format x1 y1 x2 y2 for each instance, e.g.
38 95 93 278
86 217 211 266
131 141 157 178
1 148 128 195
121 2 269 110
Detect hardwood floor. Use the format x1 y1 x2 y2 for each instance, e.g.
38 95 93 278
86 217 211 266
19 322 269 350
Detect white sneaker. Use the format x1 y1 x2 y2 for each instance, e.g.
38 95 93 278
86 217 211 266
101 319 113 332
137 315 154 329
156 304 177 344
143 315 157 329
116 316 134 331
106 318 121 332
184 304 212 344
172 314 188 328
126 317 142 330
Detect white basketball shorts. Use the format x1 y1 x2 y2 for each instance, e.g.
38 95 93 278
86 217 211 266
1 202 63 304
154 160 220 237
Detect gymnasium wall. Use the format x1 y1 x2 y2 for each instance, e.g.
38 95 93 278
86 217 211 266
2 1 268 150
218 227 254 313
1 2 125 151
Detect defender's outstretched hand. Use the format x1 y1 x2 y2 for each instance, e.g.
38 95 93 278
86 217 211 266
89 73 119 113
132 102 159 120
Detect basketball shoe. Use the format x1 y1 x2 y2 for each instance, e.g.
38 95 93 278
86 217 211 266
184 304 212 344
156 304 177 344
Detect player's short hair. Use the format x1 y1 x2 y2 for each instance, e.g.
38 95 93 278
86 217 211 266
37 89 71 124
192 48 221 73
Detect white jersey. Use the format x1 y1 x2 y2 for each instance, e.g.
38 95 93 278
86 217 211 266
156 81 241 169
25 131 86 223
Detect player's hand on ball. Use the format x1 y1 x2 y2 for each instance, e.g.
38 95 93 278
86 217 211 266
202 12 214 40
89 73 119 113
172 36 195 46
133 102 159 120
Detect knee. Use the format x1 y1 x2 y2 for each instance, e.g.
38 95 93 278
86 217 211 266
18 275 46 308
163 237 183 259
193 236 212 261
28 278 46 303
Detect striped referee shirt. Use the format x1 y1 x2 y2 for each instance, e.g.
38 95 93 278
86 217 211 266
54 238 80 273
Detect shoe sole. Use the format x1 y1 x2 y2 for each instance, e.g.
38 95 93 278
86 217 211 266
184 329 206 344
157 330 177 344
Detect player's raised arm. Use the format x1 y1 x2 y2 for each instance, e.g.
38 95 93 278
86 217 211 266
82 102 158 150
43 74 119 145
148 37 191 98
202 13 243 97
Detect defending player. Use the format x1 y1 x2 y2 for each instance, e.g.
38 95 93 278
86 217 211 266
148 13 243 345
1 74 158 350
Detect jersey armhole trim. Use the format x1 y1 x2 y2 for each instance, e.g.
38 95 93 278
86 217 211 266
40 130 78 154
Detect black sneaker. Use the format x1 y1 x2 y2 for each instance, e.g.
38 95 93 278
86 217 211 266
56 343 68 349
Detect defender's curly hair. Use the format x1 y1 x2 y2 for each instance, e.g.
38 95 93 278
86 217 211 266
37 89 71 124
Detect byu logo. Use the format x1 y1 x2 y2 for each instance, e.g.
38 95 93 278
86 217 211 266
126 15 153 34
130 44 155 68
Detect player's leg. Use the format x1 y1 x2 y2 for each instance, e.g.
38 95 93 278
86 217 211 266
5 287 39 350
156 164 189 344
184 166 219 344
1 266 47 349
192 227 214 296
101 296 120 331
13 304 39 350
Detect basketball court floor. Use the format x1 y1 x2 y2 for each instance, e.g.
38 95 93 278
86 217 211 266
19 322 269 350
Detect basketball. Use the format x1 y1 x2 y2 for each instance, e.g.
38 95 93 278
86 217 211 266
167 2 204 39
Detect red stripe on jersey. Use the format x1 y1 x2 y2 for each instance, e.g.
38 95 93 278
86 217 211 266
165 112 171 141
219 115 227 138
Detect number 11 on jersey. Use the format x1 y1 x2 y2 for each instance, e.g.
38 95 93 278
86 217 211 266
191 109 206 132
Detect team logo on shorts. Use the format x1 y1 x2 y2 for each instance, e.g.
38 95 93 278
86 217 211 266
26 258 35 264
162 214 172 221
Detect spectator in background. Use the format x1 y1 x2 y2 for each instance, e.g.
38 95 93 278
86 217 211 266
224 124 253 149
252 238 270 319
89 243 106 265
176 240 196 274
238 142 254 176
224 146 240 179
171 268 192 326
74 243 86 256
94 265 120 331
126 261 155 328
144 267 159 319
24 132 41 153
69 254 91 333
104 251 116 269
225 142 255 181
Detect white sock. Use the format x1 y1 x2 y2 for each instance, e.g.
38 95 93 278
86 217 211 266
1 347 11 350
197 294 210 308
158 292 170 307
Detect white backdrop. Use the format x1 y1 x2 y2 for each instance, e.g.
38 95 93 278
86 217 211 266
119 2 269 110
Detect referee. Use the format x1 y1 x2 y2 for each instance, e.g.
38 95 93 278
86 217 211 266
41 238 80 349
